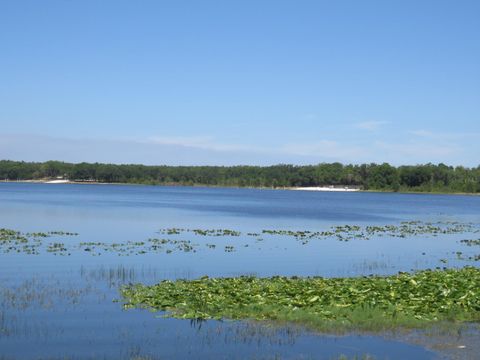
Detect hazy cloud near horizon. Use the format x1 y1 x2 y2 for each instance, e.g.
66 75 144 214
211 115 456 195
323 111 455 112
1 133 477 167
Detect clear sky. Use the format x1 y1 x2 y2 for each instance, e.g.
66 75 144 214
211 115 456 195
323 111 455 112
1 0 479 166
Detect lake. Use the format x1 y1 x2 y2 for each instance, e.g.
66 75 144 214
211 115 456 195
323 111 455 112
1 183 479 359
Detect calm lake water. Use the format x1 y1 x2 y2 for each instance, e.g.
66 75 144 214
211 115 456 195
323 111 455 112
1 183 479 359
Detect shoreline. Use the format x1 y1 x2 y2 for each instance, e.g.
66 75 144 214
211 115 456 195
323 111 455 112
291 186 360 192
1 179 479 196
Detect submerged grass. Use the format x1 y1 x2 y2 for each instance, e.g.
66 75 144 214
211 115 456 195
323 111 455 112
121 267 480 332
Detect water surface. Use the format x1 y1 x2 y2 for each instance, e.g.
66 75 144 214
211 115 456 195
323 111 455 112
1 183 479 359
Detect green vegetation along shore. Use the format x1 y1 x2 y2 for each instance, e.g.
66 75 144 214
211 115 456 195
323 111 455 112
1 160 479 193
121 267 480 332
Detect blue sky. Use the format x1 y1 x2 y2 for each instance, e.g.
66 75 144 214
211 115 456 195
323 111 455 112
1 0 479 166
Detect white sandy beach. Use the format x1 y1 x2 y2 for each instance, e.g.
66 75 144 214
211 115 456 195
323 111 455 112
292 186 360 192
44 179 71 184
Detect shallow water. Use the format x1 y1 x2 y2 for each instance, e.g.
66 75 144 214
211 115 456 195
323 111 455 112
1 183 479 359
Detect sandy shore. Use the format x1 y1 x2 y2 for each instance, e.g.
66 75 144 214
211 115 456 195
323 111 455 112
2 179 93 185
292 186 360 192
44 179 71 184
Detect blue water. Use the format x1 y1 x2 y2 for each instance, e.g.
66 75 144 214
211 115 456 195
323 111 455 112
1 183 479 359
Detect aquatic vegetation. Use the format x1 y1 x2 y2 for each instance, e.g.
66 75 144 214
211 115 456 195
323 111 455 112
224 245 235 252
460 239 480 246
121 267 480 332
192 229 241 237
0 277 96 311
159 222 477 244
1 220 479 258
78 238 199 256
158 228 241 237
46 242 68 255
0 229 29 244
459 239 480 262
0 228 76 255
158 228 184 235
261 221 478 244
27 231 79 237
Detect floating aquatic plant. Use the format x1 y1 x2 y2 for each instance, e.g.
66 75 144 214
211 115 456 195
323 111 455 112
460 239 480 246
1 220 479 258
121 267 480 331
0 228 77 255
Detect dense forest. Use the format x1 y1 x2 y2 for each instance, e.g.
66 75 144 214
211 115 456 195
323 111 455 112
0 160 479 193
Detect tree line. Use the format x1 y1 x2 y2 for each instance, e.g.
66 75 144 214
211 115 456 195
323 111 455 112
0 160 479 193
